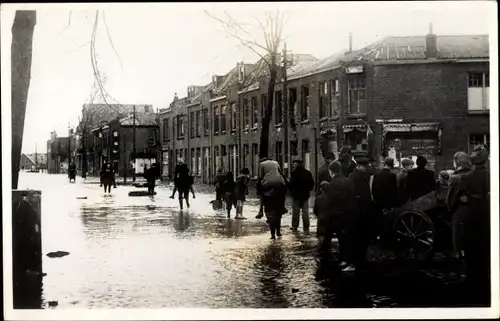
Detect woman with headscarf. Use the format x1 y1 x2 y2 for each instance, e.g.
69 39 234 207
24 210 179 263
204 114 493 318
446 151 472 259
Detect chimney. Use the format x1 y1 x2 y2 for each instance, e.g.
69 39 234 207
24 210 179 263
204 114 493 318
425 23 437 59
349 33 353 52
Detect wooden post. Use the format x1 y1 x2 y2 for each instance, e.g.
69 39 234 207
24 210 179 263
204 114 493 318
11 11 37 189
12 190 43 309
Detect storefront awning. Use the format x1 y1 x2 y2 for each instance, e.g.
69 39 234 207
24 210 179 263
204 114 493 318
343 124 367 133
383 122 440 133
320 127 337 135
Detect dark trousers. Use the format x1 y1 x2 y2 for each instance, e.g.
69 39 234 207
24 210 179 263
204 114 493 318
268 214 282 237
335 215 358 266
147 181 155 195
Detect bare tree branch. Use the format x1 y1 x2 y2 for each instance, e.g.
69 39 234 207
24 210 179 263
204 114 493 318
102 11 123 70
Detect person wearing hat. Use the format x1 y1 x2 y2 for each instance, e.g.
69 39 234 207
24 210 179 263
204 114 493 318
371 157 399 215
446 152 472 259
406 155 436 201
397 158 415 205
459 146 490 296
338 145 357 179
288 157 315 232
347 156 374 268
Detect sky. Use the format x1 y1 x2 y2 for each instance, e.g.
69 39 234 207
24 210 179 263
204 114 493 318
0 1 495 153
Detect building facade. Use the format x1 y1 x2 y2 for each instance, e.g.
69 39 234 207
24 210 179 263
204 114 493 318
159 30 490 184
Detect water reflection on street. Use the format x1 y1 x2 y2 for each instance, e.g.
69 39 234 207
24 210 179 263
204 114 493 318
15 172 480 309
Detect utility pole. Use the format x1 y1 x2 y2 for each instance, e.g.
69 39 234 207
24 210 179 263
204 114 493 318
282 42 290 177
132 105 136 182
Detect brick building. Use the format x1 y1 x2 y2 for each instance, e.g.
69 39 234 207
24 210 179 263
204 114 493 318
159 28 490 183
46 131 77 174
76 104 158 177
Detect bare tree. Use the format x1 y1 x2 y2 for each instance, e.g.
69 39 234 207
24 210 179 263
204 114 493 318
12 10 37 189
205 11 286 158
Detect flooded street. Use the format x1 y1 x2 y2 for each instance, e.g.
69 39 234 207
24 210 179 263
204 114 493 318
16 172 484 309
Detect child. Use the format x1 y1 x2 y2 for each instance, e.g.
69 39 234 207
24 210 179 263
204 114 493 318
222 171 237 218
435 170 450 206
234 168 251 218
314 181 331 241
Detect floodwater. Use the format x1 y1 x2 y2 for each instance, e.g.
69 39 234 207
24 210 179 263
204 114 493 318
13 172 486 309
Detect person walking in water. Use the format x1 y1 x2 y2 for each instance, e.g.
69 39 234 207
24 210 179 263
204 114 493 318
100 163 114 194
288 158 314 232
170 158 194 209
144 163 158 196
234 168 251 219
257 157 288 240
222 171 237 218
170 158 196 201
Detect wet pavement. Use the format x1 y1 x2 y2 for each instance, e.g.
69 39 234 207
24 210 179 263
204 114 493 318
15 172 488 309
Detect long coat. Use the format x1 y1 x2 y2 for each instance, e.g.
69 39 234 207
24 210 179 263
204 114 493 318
372 168 399 211
288 166 315 203
348 169 373 214
407 167 436 201
446 166 472 252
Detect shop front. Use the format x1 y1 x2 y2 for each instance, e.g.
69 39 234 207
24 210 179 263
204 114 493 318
342 124 373 159
319 126 338 159
382 122 441 171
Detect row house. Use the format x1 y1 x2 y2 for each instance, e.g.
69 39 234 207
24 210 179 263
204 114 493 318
46 130 77 174
160 27 490 184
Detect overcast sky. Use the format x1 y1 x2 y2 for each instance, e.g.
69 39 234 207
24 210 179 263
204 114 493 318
0 1 495 153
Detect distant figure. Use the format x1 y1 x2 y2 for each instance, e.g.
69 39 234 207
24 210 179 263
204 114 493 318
234 168 251 218
68 164 76 183
222 171 237 218
144 163 158 195
407 156 436 201
170 158 194 209
100 163 114 194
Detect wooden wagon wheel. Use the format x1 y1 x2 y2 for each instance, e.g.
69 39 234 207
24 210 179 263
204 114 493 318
393 210 435 261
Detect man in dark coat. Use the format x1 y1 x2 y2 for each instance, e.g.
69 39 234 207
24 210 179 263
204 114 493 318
324 161 358 272
406 156 436 201
170 158 193 209
460 147 490 300
446 151 472 259
144 163 158 195
396 158 415 205
348 157 374 268
317 152 335 194
338 146 357 179
289 158 315 231
372 157 399 213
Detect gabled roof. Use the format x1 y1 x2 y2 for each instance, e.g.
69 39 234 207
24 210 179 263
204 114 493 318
347 34 489 62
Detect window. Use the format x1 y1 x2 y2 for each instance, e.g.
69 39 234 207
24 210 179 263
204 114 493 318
302 140 310 170
221 105 227 133
213 106 219 134
348 76 367 115
252 143 259 176
230 103 237 132
468 72 489 112
243 98 250 128
301 85 310 121
196 111 201 137
330 79 340 116
275 91 283 125
319 81 329 119
203 109 209 136
196 148 201 175
251 96 259 127
468 134 489 153
214 146 220 171
176 115 184 139
203 147 210 181
276 141 283 169
191 148 195 174
345 130 368 153
162 118 169 141
243 144 249 169
289 88 298 129
190 112 195 138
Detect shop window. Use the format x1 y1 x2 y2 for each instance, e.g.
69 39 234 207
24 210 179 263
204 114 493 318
468 72 489 112
348 76 367 115
345 130 368 153
468 134 489 153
